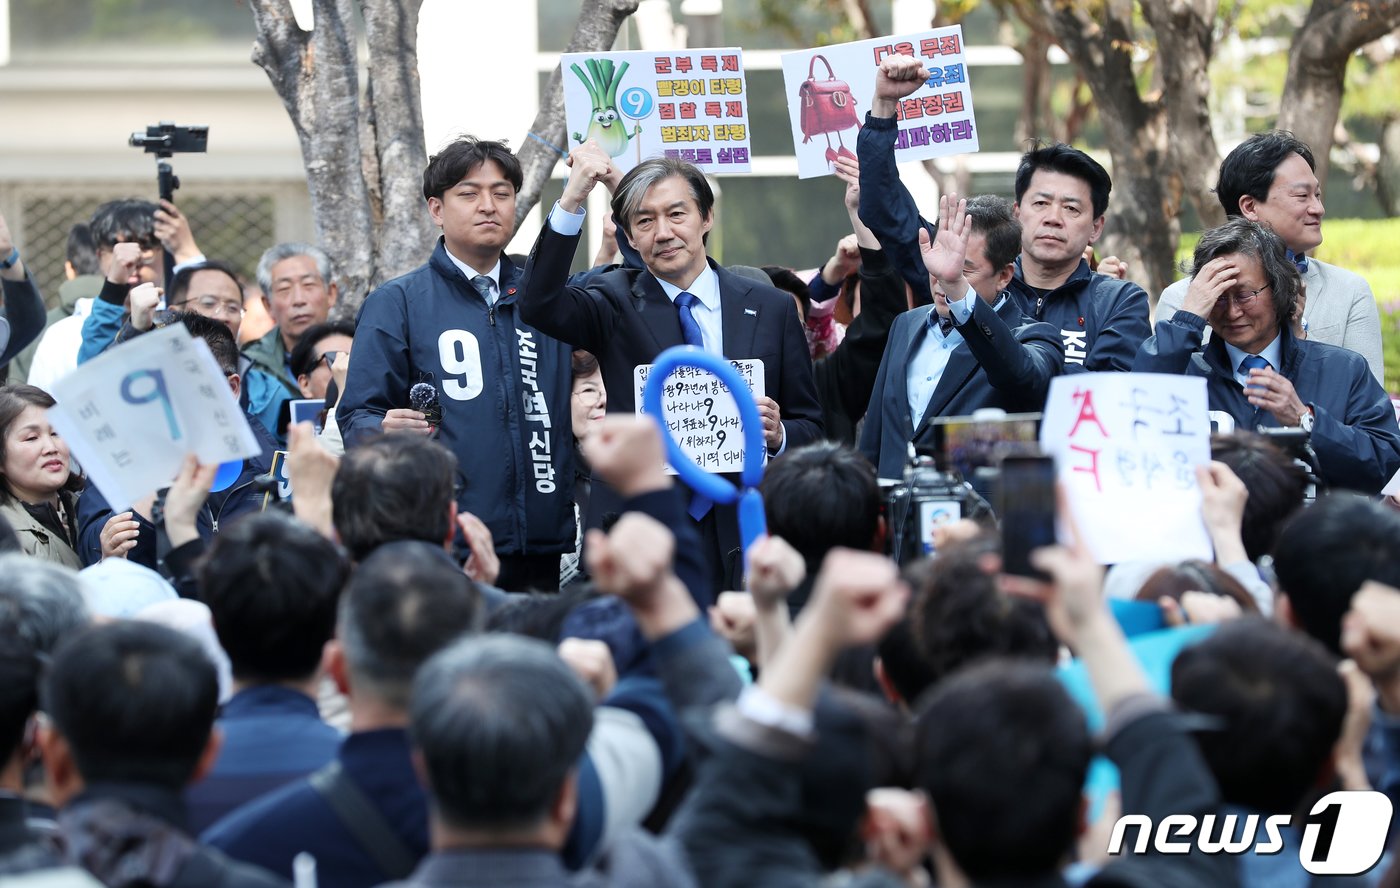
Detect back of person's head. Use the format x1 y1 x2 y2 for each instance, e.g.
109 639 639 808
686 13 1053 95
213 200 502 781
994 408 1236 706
0 634 41 768
915 660 1090 881
1272 493 1400 655
1014 143 1112 219
158 311 240 377
66 223 100 276
761 443 880 577
288 320 356 381
1134 559 1259 613
422 137 523 201
411 634 593 833
88 199 157 249
1211 432 1308 562
912 537 1057 688
333 435 459 561
1215 130 1316 218
339 541 482 708
197 511 349 684
0 554 89 654
43 620 218 789
762 265 812 322
1171 618 1345 813
964 195 1022 270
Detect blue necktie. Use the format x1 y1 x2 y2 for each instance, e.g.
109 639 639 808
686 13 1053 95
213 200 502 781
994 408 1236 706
674 291 712 521
674 291 706 350
1285 250 1308 275
1239 354 1270 388
468 275 494 304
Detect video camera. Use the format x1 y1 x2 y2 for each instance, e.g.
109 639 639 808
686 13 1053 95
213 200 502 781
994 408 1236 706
127 122 209 286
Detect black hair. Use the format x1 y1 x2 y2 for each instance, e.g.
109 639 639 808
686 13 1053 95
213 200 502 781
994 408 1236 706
197 511 350 684
911 536 1057 688
422 137 523 201
1014 143 1112 219
1272 493 1400 656
760 443 881 581
411 634 593 831
289 320 356 381
571 350 600 381
43 620 219 789
154 311 240 376
1215 131 1316 219
1210 432 1308 562
485 586 598 642
915 659 1090 881
1190 218 1300 334
964 195 1022 271
88 199 158 250
1135 559 1259 613
167 259 243 308
332 435 459 562
339 541 482 708
1171 618 1345 813
762 265 812 322
65 223 100 276
611 157 715 239
0 633 40 767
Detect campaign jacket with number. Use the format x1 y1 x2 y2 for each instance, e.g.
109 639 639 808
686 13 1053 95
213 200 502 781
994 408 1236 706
337 241 575 557
855 111 1151 373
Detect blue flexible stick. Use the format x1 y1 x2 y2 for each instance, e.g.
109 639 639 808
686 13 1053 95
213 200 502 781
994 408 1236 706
641 347 768 565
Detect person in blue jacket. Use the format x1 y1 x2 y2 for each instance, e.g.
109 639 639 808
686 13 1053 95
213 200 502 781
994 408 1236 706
336 137 574 593
1135 218 1400 495
855 53 1150 374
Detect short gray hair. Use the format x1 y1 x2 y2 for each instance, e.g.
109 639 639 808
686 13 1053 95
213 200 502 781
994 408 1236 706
609 157 715 238
255 242 335 295
0 555 90 654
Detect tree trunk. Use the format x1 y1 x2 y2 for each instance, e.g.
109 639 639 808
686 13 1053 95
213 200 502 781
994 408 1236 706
1278 0 1400 186
250 0 376 309
514 0 642 230
1039 0 1181 303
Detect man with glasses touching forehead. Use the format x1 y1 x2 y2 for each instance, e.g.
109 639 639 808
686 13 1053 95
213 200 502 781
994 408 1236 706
1136 218 1400 494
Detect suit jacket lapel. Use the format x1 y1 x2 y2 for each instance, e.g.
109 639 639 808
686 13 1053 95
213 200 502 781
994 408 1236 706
716 266 761 358
913 337 981 435
631 273 684 356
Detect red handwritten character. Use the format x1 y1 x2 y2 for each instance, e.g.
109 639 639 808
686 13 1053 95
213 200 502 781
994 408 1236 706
1070 444 1103 492
654 57 672 74
701 55 718 72
1068 388 1110 438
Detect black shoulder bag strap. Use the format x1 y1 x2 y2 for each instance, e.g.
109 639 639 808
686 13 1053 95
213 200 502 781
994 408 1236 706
308 760 419 880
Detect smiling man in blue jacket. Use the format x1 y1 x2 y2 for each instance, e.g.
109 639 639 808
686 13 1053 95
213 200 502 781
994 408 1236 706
337 138 574 592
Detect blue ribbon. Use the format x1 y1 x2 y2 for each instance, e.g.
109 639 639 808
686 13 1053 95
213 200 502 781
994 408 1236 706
641 346 768 566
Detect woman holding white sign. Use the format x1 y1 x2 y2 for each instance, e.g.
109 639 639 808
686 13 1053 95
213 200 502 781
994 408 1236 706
0 385 86 568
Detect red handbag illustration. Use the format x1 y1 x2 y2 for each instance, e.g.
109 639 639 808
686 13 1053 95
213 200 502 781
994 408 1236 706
798 54 861 164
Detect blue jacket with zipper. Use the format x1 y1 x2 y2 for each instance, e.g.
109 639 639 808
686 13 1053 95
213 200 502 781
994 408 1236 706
336 241 575 557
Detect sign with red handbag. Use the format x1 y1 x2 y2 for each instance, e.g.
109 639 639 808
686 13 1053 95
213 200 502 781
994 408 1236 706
798 55 861 141
781 25 979 179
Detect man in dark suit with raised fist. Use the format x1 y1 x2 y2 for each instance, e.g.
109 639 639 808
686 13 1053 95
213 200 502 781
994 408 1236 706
518 144 823 591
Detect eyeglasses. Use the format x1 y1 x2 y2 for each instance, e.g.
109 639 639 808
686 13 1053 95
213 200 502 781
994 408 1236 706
171 296 244 318
1215 283 1270 309
321 351 343 371
573 385 605 408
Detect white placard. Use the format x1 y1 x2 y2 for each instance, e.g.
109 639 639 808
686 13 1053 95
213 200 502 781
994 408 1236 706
47 324 262 511
1038 373 1212 565
561 48 752 175
780 25 978 179
634 359 765 474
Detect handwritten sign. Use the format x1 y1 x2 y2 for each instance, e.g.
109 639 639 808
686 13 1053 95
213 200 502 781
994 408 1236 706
561 48 752 175
780 25 977 179
1039 373 1211 565
634 359 765 473
47 324 262 511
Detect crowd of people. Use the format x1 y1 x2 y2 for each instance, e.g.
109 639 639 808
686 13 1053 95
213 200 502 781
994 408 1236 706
0 51 1396 887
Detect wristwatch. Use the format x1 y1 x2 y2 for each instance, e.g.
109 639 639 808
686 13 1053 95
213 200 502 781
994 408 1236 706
0 248 18 270
1299 406 1315 434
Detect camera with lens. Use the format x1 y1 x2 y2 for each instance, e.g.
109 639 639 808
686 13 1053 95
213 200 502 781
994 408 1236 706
129 122 209 157
883 446 990 565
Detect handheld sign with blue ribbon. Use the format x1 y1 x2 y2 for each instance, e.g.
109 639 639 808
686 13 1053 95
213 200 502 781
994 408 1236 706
641 346 768 565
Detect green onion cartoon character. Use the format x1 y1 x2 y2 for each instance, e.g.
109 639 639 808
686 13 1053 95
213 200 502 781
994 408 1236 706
570 58 641 158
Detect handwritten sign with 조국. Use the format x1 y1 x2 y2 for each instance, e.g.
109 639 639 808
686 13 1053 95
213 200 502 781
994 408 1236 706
634 359 764 474
47 323 262 512
1038 373 1212 565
